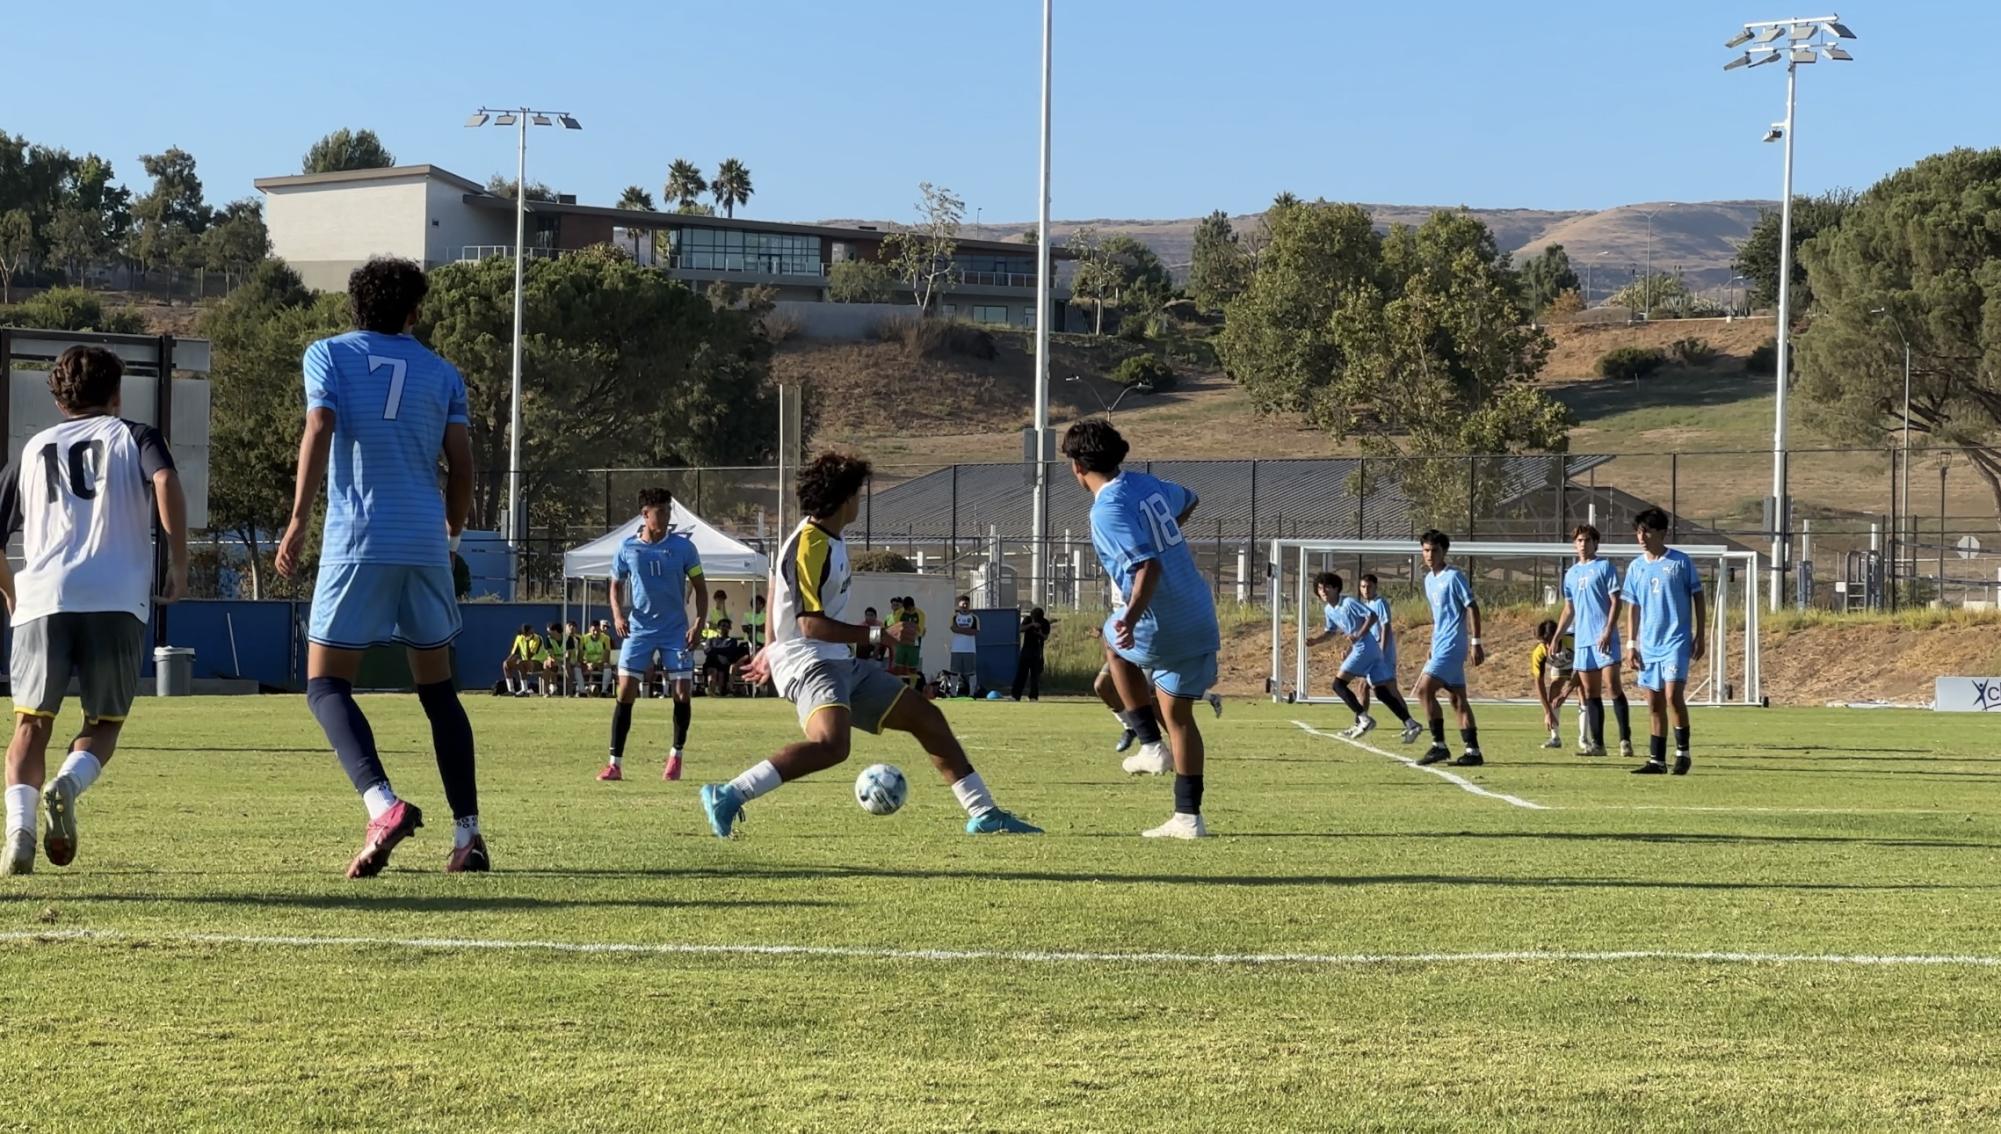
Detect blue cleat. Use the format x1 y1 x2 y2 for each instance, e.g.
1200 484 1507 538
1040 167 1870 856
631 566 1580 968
699 783 745 838
965 809 1042 835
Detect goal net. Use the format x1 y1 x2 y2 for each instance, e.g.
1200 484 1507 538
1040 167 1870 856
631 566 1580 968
1266 538 1762 708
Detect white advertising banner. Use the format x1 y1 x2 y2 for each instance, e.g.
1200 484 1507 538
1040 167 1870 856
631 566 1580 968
1933 678 2001 713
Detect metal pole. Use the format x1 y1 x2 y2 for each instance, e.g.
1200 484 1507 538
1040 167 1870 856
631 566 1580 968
1900 340 1912 595
508 110 528 571
1939 463 1948 605
1027 0 1053 609
1768 60 1798 612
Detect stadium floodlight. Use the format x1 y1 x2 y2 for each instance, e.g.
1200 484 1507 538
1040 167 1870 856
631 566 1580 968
1725 52 1753 70
1724 14 1858 610
1028 0 1053 607
1725 28 1754 47
466 107 584 578
1823 43 1853 60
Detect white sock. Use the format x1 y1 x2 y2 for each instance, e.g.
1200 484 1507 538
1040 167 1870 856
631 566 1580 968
3 784 36 836
361 782 398 820
726 760 783 802
670 747 683 760
951 771 996 818
608 753 623 768
57 750 103 794
454 815 479 848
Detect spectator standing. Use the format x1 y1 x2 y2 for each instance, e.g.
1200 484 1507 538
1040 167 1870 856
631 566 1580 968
745 594 767 649
1013 608 1052 702
857 607 883 665
895 595 925 677
948 596 981 697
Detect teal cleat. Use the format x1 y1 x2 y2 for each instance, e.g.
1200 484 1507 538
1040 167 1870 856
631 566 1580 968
699 783 745 838
966 809 1042 835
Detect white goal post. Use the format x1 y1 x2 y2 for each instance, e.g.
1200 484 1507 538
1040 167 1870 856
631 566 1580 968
1266 538 1762 708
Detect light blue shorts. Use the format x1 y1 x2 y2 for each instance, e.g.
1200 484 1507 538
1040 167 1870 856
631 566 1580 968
1111 642 1217 700
1339 643 1394 687
1637 644 1693 692
1422 651 1468 689
621 635 692 679
309 562 461 651
1573 639 1623 673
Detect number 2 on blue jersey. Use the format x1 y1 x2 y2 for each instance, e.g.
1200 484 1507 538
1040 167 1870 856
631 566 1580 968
1140 493 1184 551
368 355 408 420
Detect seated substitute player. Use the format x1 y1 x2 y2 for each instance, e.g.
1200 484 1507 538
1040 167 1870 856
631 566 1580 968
502 623 542 696
1622 507 1706 775
1551 523 1634 759
1530 619 1579 750
1306 572 1422 743
600 487 708 783
579 620 614 696
1065 419 1220 839
700 453 1039 837
540 620 570 697
276 256 484 877
1413 529 1486 767
0 346 189 876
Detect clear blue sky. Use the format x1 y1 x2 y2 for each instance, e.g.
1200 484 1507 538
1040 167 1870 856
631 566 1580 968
10 1 1994 222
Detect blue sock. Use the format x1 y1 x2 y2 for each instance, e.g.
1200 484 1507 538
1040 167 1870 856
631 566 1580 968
307 677 388 797
416 680 477 821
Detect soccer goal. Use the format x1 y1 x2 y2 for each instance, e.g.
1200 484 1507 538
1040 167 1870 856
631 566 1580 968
1266 538 1763 708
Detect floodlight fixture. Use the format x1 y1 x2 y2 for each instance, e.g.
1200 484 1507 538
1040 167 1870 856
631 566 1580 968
1823 44 1853 60
559 115 583 130
531 114 553 126
1725 28 1754 47
1725 52 1752 70
1824 19 1855 37
1790 47 1817 62
1763 125 1785 143
466 111 489 128
1788 22 1816 40
1747 49 1782 67
494 113 517 126
1755 25 1785 43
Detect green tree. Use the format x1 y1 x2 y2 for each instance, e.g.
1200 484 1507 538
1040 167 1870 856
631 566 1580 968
1733 188 1857 311
675 201 715 217
616 185 655 259
827 259 893 302
12 287 144 333
1606 272 1688 313
129 147 210 282
302 128 395 174
664 159 707 211
880 182 963 316
200 199 269 284
711 158 753 218
1068 230 1170 335
1518 243 1580 314
0 209 31 302
1188 210 1249 313
1791 148 2001 521
484 174 555 201
46 154 128 282
1216 200 1381 417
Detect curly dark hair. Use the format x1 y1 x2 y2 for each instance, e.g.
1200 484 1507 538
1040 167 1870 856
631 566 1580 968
1060 418 1129 475
1419 528 1452 552
637 486 673 510
797 452 872 519
1312 571 1343 596
348 257 429 334
1632 507 1670 533
48 345 123 413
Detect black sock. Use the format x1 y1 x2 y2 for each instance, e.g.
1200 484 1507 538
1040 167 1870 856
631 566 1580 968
1613 695 1632 742
1587 698 1605 747
1331 681 1365 715
1650 734 1667 761
1374 686 1412 724
673 698 692 749
307 677 388 796
1429 717 1446 744
1120 709 1163 747
609 699 634 760
1173 773 1203 816
1673 725 1689 752
1460 727 1479 751
415 680 477 821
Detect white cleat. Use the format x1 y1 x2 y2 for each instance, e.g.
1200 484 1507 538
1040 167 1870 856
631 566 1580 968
1 829 33 876
1205 693 1224 719
1122 742 1172 776
1142 812 1207 839
1399 719 1425 746
1619 740 1635 759
1344 714 1377 740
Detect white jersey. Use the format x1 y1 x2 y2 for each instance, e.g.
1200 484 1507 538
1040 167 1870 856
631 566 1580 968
767 518 854 693
950 611 978 652
0 415 173 624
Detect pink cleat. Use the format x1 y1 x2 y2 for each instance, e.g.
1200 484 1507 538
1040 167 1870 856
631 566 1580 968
663 753 683 781
347 800 422 879
597 764 623 782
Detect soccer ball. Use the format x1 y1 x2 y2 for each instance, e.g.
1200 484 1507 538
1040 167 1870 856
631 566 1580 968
985 690 1003 700
854 763 909 815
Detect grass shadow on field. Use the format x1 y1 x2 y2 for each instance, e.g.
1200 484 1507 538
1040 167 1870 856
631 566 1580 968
1 893 844 913
1554 368 1763 429
123 745 369 755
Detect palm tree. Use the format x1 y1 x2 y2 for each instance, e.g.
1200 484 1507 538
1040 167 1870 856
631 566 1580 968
664 160 707 212
711 158 753 219
616 186 655 259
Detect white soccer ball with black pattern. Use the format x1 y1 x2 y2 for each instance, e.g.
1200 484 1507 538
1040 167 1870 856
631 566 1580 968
854 763 909 815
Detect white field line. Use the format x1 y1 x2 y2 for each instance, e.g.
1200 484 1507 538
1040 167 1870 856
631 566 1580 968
1292 720 1549 811
2 929 1997 969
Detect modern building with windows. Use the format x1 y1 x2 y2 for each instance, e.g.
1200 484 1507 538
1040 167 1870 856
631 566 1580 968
255 164 1070 328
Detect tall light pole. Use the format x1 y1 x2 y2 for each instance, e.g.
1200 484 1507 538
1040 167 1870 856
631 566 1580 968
1029 0 1053 607
1588 250 1611 306
466 107 582 570
1724 13 1856 610
1636 208 1658 318
1871 306 1912 605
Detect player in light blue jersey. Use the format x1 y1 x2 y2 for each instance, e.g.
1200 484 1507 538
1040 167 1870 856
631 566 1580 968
1356 573 1406 725
1414 529 1486 767
1621 508 1707 775
1065 419 1219 839
1305 572 1422 744
276 258 484 877
599 487 708 784
1551 524 1634 759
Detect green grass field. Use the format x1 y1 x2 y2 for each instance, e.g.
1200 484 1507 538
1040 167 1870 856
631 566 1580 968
4 695 2000 1131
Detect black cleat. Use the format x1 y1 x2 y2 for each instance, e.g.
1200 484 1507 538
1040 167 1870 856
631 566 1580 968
1632 760 1668 775
1114 729 1137 754
1449 750 1484 767
1672 753 1692 776
1417 745 1452 766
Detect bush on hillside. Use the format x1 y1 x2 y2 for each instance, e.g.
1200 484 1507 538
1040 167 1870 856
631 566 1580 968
1667 336 1717 366
1540 289 1586 319
1746 339 1778 377
1596 345 1667 382
851 549 916 573
1110 351 1177 392
3 287 145 334
870 315 998 360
